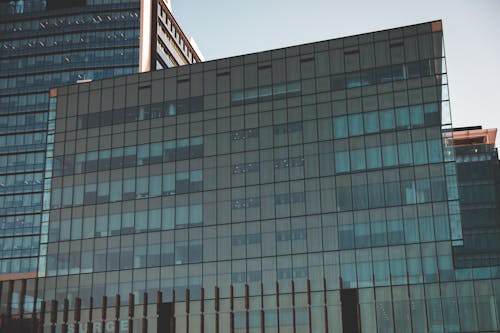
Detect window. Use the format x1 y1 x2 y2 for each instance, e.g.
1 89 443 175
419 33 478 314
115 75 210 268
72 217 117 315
348 114 363 136
335 151 350 173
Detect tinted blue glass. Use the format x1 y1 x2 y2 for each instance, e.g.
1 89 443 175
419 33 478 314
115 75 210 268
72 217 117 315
410 105 424 126
148 209 161 230
346 72 362 88
434 216 450 241
423 256 438 283
162 208 174 230
382 145 398 167
396 107 410 128
431 177 446 201
404 218 420 243
337 186 353 211
407 257 422 283
368 183 384 208
348 114 363 136
351 149 366 171
387 219 404 245
136 211 148 231
352 185 368 210
340 262 356 287
385 182 402 206
419 217 435 241
416 179 431 203
83 218 94 239
413 142 428 165
398 143 413 165
373 259 390 286
364 112 380 134
366 147 382 169
371 221 387 246
390 259 406 283
428 139 443 163
357 260 373 286
333 116 348 139
335 151 350 173
380 109 395 131
355 223 371 247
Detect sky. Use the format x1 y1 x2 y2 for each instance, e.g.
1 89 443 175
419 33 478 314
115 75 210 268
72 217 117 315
172 0 500 137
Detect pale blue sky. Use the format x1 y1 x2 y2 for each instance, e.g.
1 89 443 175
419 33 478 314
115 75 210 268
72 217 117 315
173 0 500 134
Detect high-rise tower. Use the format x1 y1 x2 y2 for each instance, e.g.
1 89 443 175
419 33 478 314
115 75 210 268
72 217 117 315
0 0 201 279
452 127 500 268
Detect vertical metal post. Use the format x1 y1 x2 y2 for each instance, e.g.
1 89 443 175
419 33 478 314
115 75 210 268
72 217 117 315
62 298 69 333
185 288 190 333
323 278 329 333
74 297 81 333
115 295 120 333
260 283 264 333
141 292 147 333
291 280 296 333
87 297 93 333
215 287 219 333
32 278 39 333
156 291 162 333
6 280 14 325
307 279 312 333
0 282 4 330
245 284 249 333
50 300 57 333
39 300 46 333
170 289 176 332
19 279 27 319
128 293 134 333
102 296 107 333
200 288 205 333
229 285 234 333
276 281 280 333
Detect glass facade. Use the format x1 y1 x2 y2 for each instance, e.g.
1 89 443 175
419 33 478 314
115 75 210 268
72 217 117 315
27 20 500 332
453 127 500 269
0 0 200 278
2 20 500 332
0 0 141 276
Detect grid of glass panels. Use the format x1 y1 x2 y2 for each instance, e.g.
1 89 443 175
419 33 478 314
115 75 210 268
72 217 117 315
38 21 500 332
0 2 141 274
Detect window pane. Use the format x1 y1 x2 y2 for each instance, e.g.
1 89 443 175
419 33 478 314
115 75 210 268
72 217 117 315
335 151 350 173
395 107 410 128
366 147 382 169
351 149 366 171
364 112 379 134
110 180 122 202
348 114 363 136
428 139 443 163
382 145 398 167
413 141 428 165
333 116 348 139
162 207 174 230
149 175 162 197
149 209 161 230
380 109 395 131
398 143 413 165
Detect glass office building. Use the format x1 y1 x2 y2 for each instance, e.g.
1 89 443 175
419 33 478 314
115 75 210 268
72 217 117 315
0 0 200 279
3 20 500 332
452 127 500 269
0 0 141 278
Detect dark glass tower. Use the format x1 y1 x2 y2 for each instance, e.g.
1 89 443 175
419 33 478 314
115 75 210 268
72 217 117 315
0 0 141 278
2 20 500 332
452 127 500 270
30 20 500 332
0 0 200 279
